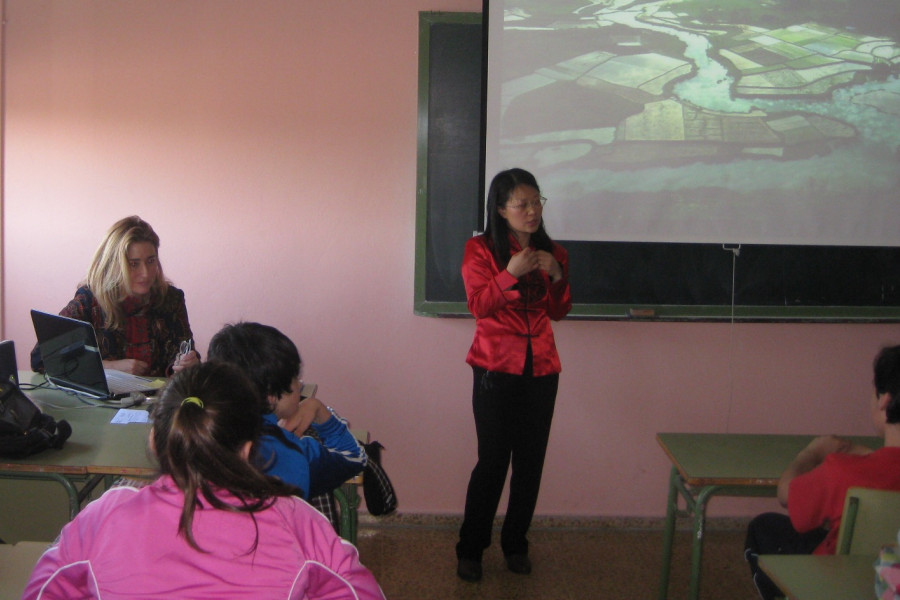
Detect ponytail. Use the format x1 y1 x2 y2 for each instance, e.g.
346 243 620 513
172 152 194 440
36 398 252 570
151 362 301 552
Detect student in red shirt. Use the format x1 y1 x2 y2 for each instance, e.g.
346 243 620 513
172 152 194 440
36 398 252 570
455 168 572 582
745 344 900 599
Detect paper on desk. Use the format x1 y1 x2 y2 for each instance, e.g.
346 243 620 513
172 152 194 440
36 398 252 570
110 409 149 424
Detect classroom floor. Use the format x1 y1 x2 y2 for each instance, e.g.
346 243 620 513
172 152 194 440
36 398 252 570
354 517 761 600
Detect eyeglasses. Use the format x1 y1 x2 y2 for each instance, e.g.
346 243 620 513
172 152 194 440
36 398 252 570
506 196 547 211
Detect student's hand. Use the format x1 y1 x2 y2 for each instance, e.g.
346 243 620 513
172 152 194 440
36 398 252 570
805 435 853 461
822 435 874 456
172 350 199 373
278 396 331 435
506 247 539 278
535 250 562 282
779 434 854 507
104 358 150 376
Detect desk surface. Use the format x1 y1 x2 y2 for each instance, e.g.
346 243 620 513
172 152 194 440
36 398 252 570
0 372 155 477
758 554 874 600
657 432 882 487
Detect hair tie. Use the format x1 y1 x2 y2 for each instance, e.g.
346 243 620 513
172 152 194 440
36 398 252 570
182 396 204 409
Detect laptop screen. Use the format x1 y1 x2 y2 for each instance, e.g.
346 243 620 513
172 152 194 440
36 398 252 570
31 310 110 398
0 340 18 386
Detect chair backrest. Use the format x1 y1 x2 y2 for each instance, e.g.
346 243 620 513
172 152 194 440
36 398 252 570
836 487 900 556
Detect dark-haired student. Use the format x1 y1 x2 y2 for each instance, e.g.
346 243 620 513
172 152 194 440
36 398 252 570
207 322 366 527
24 361 384 599
744 344 900 600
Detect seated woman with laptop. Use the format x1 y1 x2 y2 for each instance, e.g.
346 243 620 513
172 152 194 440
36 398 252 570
30 216 199 378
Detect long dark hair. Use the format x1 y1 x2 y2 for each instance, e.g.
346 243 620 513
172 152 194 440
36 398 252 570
482 168 554 269
150 361 302 552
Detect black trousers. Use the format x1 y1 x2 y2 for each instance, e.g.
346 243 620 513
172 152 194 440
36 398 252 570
456 364 558 561
744 512 828 600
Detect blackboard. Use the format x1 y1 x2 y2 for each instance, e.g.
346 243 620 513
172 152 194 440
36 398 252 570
413 12 900 321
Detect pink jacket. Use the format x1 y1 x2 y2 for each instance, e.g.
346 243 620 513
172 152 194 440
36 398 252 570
24 477 384 599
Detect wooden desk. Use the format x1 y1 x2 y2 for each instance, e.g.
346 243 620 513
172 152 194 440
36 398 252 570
0 372 154 520
758 554 875 600
3 374 367 544
656 432 882 600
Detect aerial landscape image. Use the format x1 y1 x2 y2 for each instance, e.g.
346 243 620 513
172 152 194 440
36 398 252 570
488 0 900 245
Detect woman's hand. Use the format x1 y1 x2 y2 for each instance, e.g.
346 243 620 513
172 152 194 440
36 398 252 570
506 247 540 278
535 250 562 282
172 350 200 373
103 358 150 376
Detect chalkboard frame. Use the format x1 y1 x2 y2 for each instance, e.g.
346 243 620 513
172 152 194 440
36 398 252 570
414 11 483 318
413 11 900 322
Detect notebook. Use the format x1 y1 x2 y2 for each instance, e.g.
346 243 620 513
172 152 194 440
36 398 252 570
30 309 162 401
0 340 18 386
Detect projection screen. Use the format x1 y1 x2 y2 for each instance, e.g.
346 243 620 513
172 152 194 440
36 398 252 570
484 1 900 247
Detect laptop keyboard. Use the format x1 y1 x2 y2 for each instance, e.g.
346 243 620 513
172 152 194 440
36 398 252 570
104 370 154 394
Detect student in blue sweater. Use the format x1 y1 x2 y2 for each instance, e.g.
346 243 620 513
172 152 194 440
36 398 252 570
207 322 366 515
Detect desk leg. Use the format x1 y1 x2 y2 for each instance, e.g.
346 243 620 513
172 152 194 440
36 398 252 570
658 466 680 600
688 486 720 600
77 475 105 507
0 472 81 520
333 484 361 545
658 467 724 600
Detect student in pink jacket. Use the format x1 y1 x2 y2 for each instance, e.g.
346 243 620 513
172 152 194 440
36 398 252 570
23 361 384 600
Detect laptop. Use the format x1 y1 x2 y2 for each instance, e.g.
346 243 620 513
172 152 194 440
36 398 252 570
0 340 18 386
30 309 162 401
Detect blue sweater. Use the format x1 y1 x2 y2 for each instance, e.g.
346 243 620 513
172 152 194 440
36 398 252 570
257 410 366 499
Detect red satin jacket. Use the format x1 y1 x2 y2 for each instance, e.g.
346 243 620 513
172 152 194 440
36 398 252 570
462 235 572 376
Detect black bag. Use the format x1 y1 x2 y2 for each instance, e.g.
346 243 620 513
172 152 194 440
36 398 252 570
0 380 72 459
363 441 397 516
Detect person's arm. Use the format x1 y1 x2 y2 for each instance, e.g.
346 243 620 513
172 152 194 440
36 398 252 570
462 238 519 319
279 396 333 435
22 489 102 600
304 407 368 497
541 245 572 321
22 543 94 600
292 499 386 600
161 288 199 375
776 435 871 506
276 399 367 498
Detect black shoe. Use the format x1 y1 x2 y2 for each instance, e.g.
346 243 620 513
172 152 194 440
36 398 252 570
457 558 482 582
505 553 532 575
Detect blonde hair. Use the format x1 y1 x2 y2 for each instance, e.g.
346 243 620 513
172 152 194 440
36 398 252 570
85 216 168 330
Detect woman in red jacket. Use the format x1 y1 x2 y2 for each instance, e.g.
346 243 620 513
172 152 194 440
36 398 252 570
455 168 572 582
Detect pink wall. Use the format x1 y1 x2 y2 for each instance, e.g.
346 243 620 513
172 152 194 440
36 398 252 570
3 0 900 519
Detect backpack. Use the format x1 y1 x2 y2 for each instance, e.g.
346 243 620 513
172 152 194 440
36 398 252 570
363 441 397 516
0 380 72 459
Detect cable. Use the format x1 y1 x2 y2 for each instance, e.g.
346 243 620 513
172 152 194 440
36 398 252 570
723 244 741 432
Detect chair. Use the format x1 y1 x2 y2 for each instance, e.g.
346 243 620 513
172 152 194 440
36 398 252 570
835 487 900 556
0 541 48 599
333 429 368 545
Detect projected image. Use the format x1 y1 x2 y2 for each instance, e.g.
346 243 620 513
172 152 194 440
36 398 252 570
488 0 900 246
